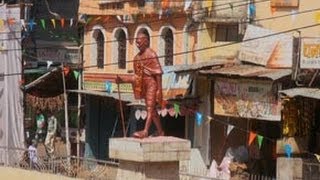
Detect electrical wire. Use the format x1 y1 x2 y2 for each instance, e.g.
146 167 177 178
2 22 320 77
1 6 320 50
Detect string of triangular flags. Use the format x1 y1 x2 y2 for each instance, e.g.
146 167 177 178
101 82 320 161
20 18 78 31
20 15 109 31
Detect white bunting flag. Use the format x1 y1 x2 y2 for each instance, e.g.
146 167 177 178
135 109 141 120
47 61 53 69
141 110 147 120
227 124 235 136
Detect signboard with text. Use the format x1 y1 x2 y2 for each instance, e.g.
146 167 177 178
37 48 80 64
214 78 281 121
300 38 320 69
271 0 299 7
238 25 293 68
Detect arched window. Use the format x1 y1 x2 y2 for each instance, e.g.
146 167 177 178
116 30 127 69
93 29 104 69
160 27 174 66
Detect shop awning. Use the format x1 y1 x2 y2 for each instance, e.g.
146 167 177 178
200 64 292 81
162 59 233 73
280 88 320 100
67 89 136 102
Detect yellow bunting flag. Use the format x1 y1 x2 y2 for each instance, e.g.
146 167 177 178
0 19 4 30
314 154 320 163
51 19 56 29
315 11 320 23
248 132 257 146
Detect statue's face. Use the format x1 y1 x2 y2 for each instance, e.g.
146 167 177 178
136 33 149 52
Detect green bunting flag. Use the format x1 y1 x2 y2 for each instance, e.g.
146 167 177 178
40 19 46 30
257 135 264 149
173 103 180 118
73 70 80 80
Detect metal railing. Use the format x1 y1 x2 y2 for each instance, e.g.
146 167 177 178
0 146 119 179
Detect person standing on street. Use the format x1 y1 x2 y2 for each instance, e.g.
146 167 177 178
44 111 57 158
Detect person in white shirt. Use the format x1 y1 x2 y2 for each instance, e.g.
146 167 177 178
28 139 38 169
44 112 57 158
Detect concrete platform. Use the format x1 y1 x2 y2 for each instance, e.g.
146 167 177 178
109 136 191 180
109 136 191 162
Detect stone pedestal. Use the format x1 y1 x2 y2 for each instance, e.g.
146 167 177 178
277 157 303 180
109 136 191 180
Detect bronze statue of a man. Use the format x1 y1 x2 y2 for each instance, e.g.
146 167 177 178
116 30 164 138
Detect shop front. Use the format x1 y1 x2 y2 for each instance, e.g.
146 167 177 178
200 64 292 177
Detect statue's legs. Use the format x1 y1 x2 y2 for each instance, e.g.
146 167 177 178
151 108 164 136
133 78 163 138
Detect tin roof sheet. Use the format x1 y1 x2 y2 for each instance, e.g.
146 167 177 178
279 88 320 99
163 59 234 73
200 64 292 80
67 89 136 102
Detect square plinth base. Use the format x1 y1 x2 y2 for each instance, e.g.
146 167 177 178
277 157 303 180
109 136 191 162
117 160 179 180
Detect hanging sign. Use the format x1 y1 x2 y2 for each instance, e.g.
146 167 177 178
300 37 320 69
214 78 281 121
238 25 293 68
37 47 80 64
271 0 299 8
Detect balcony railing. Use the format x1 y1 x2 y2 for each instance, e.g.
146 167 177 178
79 0 187 15
204 0 248 23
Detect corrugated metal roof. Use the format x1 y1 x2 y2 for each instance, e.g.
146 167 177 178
67 90 136 102
163 59 233 73
200 64 292 80
279 88 320 99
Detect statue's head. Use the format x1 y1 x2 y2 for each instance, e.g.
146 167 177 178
136 29 149 52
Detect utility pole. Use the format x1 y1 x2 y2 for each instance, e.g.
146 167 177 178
20 0 27 146
62 64 71 165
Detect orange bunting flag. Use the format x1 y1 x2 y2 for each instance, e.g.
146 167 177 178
271 7 276 15
248 131 257 146
161 100 168 109
60 18 65 28
63 66 70 76
161 0 170 10
51 19 56 29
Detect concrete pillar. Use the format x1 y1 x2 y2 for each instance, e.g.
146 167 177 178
109 136 191 180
